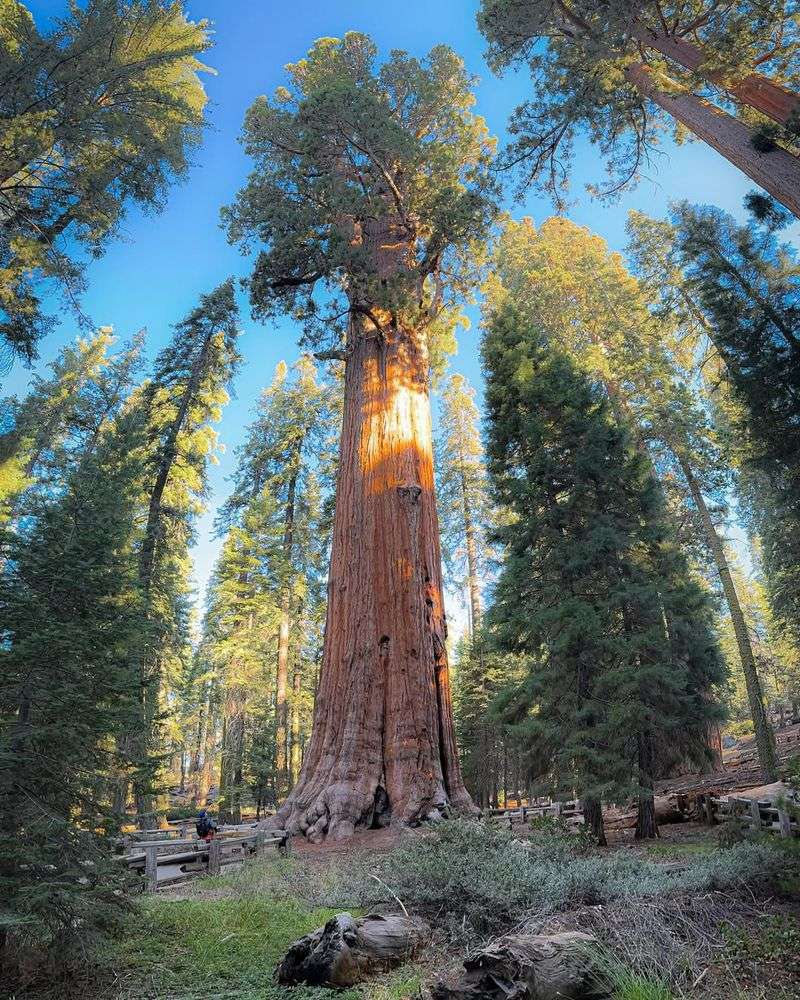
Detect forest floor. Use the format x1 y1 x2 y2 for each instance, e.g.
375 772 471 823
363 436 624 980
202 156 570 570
75 816 798 1000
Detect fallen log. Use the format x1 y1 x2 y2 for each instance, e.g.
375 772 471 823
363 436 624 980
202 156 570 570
276 911 427 988
432 930 606 1000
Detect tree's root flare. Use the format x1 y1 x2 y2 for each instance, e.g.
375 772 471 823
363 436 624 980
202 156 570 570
277 778 475 843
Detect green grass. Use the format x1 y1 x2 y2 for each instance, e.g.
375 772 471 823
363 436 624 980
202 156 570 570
612 974 674 1000
592 949 675 1000
109 895 358 1000
104 860 425 1000
640 840 715 859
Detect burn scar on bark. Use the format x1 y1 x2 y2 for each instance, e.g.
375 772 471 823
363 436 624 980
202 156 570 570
396 483 422 504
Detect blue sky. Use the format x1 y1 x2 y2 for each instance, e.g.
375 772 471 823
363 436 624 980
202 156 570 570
10 1 782 619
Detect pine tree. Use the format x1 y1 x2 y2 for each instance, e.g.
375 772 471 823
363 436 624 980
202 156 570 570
0 1 212 359
0 376 145 969
224 33 497 840
124 281 240 823
0 329 143 519
435 374 492 635
491 215 777 779
204 357 338 819
627 202 800 770
477 1 800 216
483 301 726 841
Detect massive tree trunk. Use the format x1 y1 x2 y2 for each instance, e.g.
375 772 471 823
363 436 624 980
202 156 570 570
627 63 800 219
678 456 778 780
275 311 474 841
275 471 298 800
632 25 800 127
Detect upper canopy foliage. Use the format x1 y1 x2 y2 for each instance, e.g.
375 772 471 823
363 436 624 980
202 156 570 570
0 0 213 360
224 32 498 358
477 0 800 206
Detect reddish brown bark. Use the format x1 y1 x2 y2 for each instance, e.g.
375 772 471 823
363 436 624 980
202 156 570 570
632 25 800 126
627 64 800 219
275 310 474 841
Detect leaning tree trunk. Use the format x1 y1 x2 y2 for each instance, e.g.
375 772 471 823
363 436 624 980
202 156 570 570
678 456 778 780
627 63 800 219
632 25 800 127
274 314 474 841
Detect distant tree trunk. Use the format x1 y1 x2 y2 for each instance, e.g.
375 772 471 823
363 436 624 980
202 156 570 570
460 463 482 637
678 456 778 780
275 266 473 840
582 796 606 846
290 665 302 785
627 63 800 220
197 686 216 807
632 25 800 127
635 732 659 840
220 686 245 824
275 470 299 801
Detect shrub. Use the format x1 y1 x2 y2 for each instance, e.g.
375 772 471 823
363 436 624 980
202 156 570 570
352 819 787 935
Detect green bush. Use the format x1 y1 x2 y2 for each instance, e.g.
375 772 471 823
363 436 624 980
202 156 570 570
352 819 787 935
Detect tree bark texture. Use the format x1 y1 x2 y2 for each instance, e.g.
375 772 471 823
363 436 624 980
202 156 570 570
635 732 659 840
277 912 427 988
678 456 778 780
627 63 800 220
632 25 800 127
274 313 474 841
582 795 607 847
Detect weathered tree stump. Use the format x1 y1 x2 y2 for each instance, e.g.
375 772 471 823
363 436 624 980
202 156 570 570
276 911 427 987
432 931 607 1000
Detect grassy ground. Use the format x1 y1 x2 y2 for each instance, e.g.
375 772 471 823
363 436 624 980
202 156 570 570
100 866 424 1000
58 823 800 1000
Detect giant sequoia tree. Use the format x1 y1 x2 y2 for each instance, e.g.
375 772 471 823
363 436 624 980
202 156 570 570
477 1 800 215
225 34 496 840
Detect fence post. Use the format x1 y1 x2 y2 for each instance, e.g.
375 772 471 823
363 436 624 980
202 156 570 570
208 838 221 876
703 795 715 825
255 831 266 858
749 798 761 831
180 821 189 838
145 846 158 893
777 806 792 838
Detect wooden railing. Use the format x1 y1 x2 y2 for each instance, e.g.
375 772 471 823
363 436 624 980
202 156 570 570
489 798 583 826
697 793 798 838
119 825 290 891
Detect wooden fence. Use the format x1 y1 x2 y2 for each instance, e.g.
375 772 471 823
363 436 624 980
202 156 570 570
697 793 798 838
489 798 583 827
119 824 290 891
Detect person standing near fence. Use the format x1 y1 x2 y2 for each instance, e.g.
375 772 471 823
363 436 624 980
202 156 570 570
195 809 217 842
